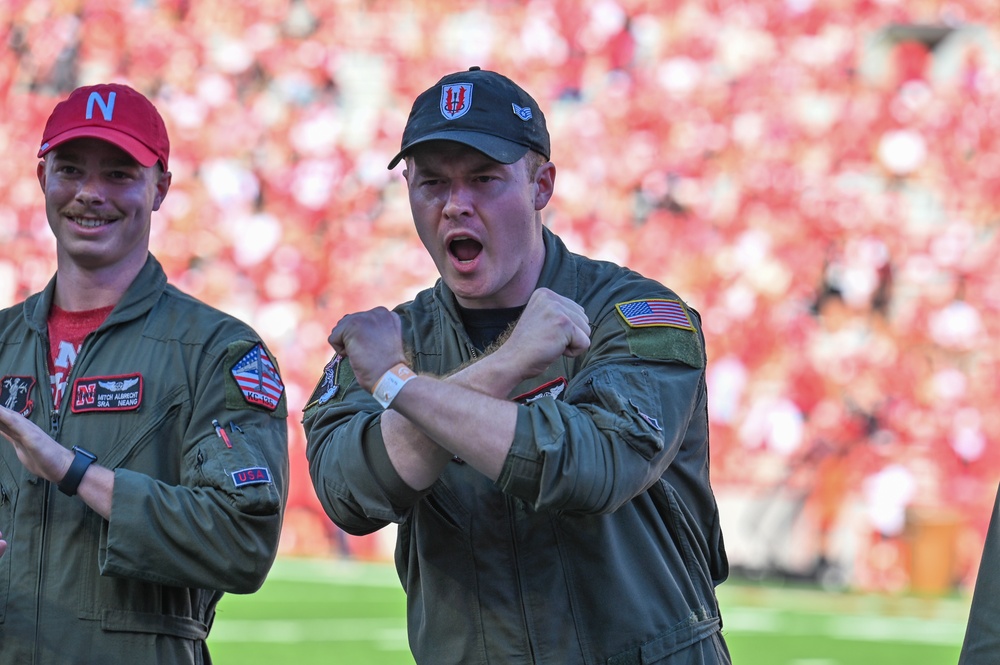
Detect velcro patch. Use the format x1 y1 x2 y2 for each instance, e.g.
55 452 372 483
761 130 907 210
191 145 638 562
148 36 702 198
614 300 704 368
615 299 695 330
230 343 285 411
71 374 142 413
232 466 272 487
1 376 36 417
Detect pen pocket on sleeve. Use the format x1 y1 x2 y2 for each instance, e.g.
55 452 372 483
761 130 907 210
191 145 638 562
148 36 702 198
196 425 281 517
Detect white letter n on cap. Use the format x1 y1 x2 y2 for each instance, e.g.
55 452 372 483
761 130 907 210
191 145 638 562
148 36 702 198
86 91 116 121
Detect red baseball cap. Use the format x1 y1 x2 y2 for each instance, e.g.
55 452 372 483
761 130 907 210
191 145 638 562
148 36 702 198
37 83 169 170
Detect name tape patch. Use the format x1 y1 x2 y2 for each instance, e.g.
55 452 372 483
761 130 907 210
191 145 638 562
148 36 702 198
71 374 143 413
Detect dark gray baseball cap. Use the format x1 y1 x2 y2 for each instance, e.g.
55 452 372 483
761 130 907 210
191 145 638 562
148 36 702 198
387 67 550 169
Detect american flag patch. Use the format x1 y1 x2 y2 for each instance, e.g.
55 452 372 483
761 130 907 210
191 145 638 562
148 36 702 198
231 343 285 411
615 299 694 330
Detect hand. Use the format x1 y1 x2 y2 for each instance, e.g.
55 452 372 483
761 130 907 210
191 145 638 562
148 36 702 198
0 407 73 484
0 530 6 558
498 288 591 381
328 307 408 392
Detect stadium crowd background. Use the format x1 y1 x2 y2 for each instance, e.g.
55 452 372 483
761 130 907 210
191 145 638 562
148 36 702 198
2 0 999 596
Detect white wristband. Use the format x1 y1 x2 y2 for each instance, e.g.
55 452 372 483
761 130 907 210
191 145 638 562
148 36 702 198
372 363 416 408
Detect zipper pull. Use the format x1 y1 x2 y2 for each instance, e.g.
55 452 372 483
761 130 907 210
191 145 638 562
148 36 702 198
50 411 60 435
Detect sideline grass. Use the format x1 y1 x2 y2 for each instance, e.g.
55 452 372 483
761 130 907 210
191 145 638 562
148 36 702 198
208 557 972 665
209 558 414 664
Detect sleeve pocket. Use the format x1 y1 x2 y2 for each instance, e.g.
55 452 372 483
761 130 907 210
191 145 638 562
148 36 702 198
195 426 281 516
584 367 666 461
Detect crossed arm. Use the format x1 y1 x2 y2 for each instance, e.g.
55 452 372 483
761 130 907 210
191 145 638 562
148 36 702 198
327 287 591 490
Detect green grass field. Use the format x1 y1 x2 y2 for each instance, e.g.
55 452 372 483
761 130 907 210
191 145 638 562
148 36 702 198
207 557 971 665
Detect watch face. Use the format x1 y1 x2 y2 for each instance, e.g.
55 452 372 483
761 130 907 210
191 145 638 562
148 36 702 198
72 446 97 460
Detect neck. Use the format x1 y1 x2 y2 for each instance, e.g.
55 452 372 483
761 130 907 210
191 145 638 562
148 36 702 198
53 255 145 311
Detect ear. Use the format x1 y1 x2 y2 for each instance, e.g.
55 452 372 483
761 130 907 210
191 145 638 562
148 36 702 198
36 160 47 192
533 161 555 211
151 169 172 211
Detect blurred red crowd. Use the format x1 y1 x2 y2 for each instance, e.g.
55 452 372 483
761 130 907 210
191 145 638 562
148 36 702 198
2 0 999 591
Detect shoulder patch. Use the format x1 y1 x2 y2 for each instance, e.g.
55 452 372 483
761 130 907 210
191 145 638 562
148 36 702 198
614 299 704 368
303 354 357 414
226 341 287 417
303 355 342 411
615 299 695 330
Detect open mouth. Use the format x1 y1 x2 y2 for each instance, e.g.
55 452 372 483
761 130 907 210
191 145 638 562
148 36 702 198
449 237 483 263
70 216 114 229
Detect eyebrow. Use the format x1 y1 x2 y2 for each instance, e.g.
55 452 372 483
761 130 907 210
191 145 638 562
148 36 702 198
50 150 140 169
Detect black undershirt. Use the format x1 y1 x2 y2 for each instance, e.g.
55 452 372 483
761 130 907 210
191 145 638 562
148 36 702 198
457 304 526 352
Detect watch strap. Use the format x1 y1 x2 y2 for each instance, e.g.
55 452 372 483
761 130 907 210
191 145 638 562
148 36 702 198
58 447 97 497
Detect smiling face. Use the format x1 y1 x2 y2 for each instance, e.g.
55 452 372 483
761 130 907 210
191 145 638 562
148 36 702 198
37 137 170 278
404 141 555 309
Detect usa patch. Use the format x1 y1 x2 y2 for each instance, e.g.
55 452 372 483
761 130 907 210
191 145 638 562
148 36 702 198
440 83 473 119
231 343 285 411
615 299 694 330
231 466 272 487
71 374 142 413
1 376 36 417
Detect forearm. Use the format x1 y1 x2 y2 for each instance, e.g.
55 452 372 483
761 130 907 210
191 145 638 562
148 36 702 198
380 410 452 490
77 464 114 520
383 351 524 483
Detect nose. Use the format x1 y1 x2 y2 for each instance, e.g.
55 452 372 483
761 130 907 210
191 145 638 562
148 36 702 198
75 173 106 206
442 182 473 219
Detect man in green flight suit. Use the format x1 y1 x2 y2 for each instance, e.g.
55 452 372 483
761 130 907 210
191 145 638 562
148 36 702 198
0 82 289 664
304 67 730 664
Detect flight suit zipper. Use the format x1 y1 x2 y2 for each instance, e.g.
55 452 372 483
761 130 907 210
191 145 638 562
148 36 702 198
33 324 95 660
508 495 537 663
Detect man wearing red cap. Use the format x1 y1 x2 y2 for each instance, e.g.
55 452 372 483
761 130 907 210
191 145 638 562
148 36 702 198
0 83 289 664
304 68 730 664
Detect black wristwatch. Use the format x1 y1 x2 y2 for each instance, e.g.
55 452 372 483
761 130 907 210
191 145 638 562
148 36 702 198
57 446 98 496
